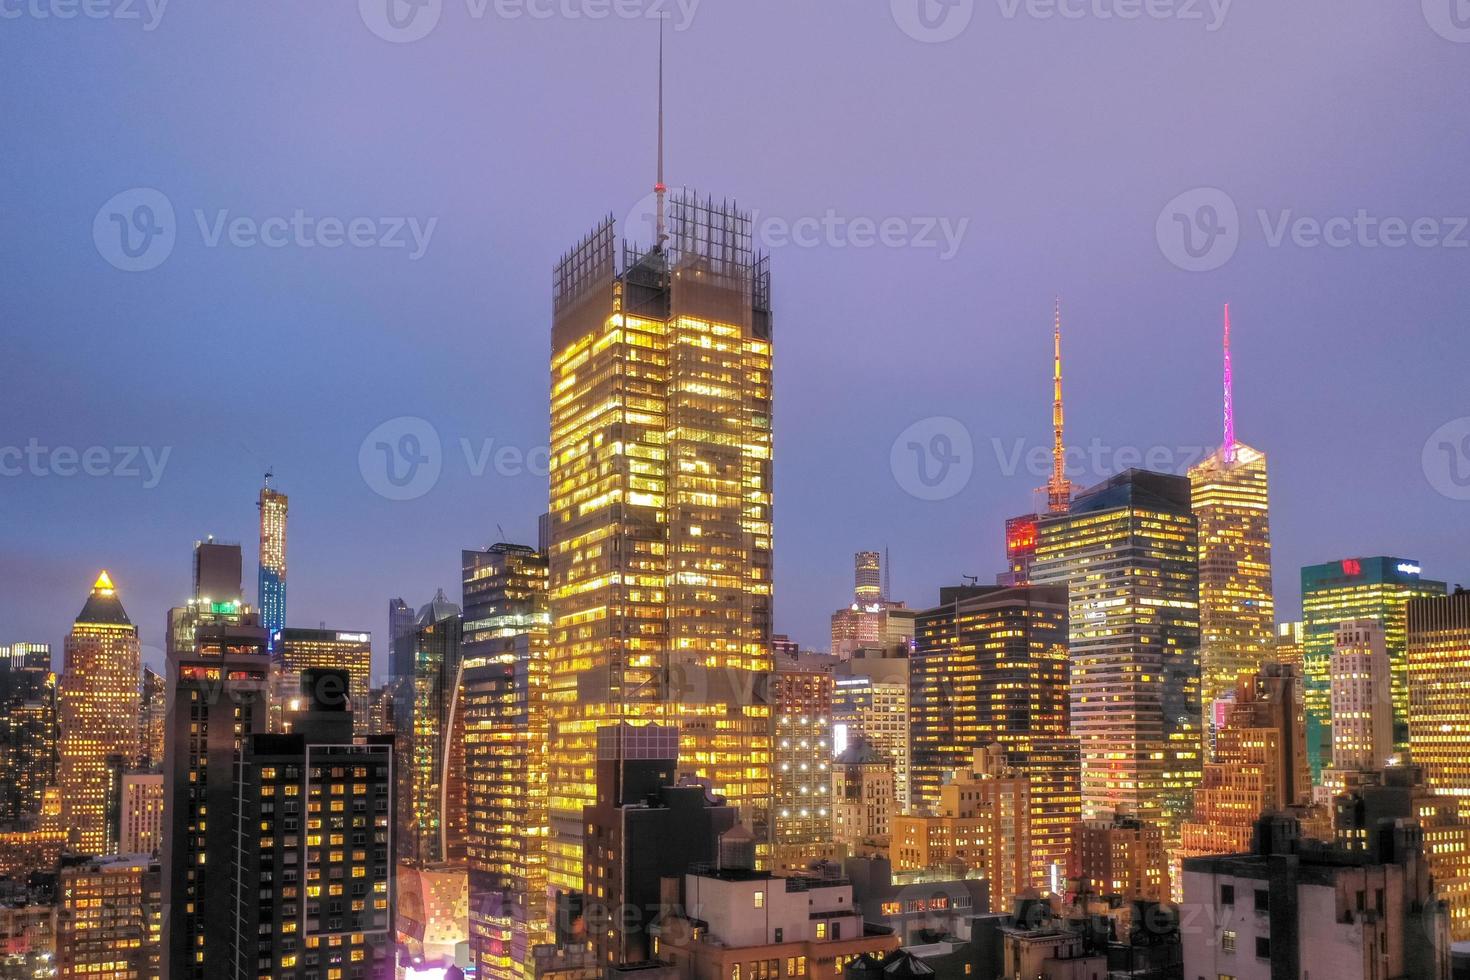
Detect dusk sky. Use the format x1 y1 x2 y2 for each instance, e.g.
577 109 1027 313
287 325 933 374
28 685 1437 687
3 0 1468 675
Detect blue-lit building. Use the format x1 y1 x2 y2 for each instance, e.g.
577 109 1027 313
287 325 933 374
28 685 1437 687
257 480 288 651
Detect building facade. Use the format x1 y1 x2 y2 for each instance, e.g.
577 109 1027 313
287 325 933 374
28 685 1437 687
831 739 894 855
257 481 289 651
278 628 374 738
0 643 56 825
1408 589 1470 801
55 855 161 980
546 194 774 892
770 663 834 865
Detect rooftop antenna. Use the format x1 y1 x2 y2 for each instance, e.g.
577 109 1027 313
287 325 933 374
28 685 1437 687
263 468 273 489
1222 303 1236 464
1043 298 1073 514
654 15 668 250
883 545 891 603
496 523 507 546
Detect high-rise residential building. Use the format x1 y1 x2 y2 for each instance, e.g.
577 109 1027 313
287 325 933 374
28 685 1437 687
394 590 463 868
277 628 374 737
831 668 911 815
910 583 1077 890
1177 663 1323 873
58 572 141 855
891 745 1031 908
1032 470 1202 834
1300 556 1445 776
55 855 161 980
769 659 834 867
1181 815 1452 980
546 188 774 893
1188 306 1274 710
116 772 163 857
161 615 271 980
0 643 56 824
137 666 165 769
460 544 553 980
1408 589 1470 800
257 476 288 651
234 668 395 980
831 738 895 853
1072 813 1170 905
581 723 740 969
1328 620 1393 775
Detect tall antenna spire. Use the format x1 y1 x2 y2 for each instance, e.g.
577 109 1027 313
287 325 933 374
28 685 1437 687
1045 297 1073 514
1222 302 1236 463
654 16 668 249
883 545 891 603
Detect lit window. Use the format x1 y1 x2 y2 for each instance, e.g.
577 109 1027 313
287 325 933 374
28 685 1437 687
753 891 764 909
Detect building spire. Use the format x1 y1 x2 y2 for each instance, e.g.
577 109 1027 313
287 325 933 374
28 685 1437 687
1222 303 1236 464
1045 297 1073 514
654 16 668 249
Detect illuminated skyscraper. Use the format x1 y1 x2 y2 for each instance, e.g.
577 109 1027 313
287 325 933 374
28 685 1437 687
1408 589 1470 800
461 543 552 980
1188 305 1275 710
257 475 288 651
1032 470 1202 835
854 551 882 605
137 666 165 768
1299 556 1445 776
1328 620 1393 774
277 628 374 738
394 591 463 869
0 643 56 824
769 659 834 866
546 189 774 892
910 583 1077 891
58 572 141 854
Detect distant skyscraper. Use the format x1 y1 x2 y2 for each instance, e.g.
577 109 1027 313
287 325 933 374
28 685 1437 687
1033 470 1202 835
1328 620 1393 774
831 552 912 659
460 543 552 980
1299 556 1445 775
854 551 882 604
137 665 165 768
1408 589 1470 800
546 189 774 893
58 572 141 854
1188 305 1275 710
388 597 415 680
277 627 373 737
394 590 462 868
257 476 288 651
0 643 56 824
161 615 271 980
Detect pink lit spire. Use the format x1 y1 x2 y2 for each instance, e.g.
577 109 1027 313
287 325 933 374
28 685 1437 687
1222 303 1236 464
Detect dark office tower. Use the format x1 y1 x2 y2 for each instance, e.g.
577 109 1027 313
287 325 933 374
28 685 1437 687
277 629 374 738
161 615 271 980
258 476 288 652
0 643 56 824
768 659 834 868
1032 469 1203 837
547 191 775 892
191 536 242 605
59 572 142 855
393 591 462 867
461 544 552 980
138 666 166 768
911 584 1077 893
582 724 739 969
388 598 415 682
1300 557 1445 776
234 669 395 980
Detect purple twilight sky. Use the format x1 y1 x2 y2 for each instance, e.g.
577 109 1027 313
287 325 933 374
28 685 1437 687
2 0 1469 675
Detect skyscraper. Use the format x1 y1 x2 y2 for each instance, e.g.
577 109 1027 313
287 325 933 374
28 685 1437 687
137 665 165 768
0 643 56 824
388 598 415 680
854 551 882 604
1328 620 1393 774
768 659 834 866
546 187 774 892
1188 305 1275 711
257 475 288 651
910 583 1076 891
394 590 463 868
58 572 141 854
161 615 271 980
277 628 374 738
1299 556 1445 776
1408 589 1470 800
460 543 552 980
1032 470 1202 834
191 536 242 605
